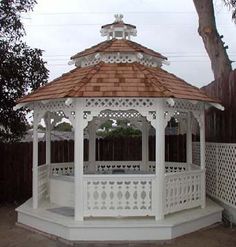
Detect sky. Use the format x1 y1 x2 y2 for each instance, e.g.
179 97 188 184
22 0 236 88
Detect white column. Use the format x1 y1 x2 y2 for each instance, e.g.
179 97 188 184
200 111 206 208
88 121 96 173
153 102 165 220
186 112 192 164
74 101 84 221
45 113 51 199
45 113 51 166
33 112 39 209
141 120 149 171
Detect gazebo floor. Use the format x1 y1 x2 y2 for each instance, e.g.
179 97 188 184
16 198 223 241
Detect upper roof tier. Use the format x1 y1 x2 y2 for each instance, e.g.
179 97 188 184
70 38 168 68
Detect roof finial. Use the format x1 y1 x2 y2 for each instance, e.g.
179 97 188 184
114 14 123 22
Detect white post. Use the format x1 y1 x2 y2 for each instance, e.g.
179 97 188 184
153 102 165 220
141 120 149 171
45 113 51 166
33 112 39 209
88 121 96 173
74 100 84 221
186 112 192 165
45 113 51 198
200 111 206 208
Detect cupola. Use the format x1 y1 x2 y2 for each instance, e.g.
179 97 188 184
100 14 137 40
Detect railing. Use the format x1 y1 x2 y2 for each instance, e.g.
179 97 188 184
164 169 203 214
94 161 141 173
83 174 155 217
50 161 191 176
48 161 203 216
51 162 74 176
148 161 189 173
38 164 49 201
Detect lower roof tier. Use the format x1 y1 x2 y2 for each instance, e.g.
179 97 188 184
18 62 218 104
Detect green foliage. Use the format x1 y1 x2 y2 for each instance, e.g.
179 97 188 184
97 120 141 138
0 0 48 142
99 120 113 135
54 122 73 132
105 127 141 138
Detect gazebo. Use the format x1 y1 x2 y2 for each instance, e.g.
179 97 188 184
16 15 223 241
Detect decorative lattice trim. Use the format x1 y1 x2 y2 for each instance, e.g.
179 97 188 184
98 109 141 119
164 99 202 112
85 98 154 108
74 52 163 68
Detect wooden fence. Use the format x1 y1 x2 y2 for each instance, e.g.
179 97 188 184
202 70 236 142
0 135 186 203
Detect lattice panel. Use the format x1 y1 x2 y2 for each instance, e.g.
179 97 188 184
85 98 154 108
216 144 236 207
205 144 217 197
165 99 202 112
194 142 236 208
35 100 75 112
98 109 141 119
164 171 202 214
84 177 153 216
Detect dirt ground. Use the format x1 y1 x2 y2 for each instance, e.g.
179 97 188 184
0 204 235 247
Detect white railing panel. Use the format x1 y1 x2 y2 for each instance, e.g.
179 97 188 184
83 175 155 217
164 170 203 214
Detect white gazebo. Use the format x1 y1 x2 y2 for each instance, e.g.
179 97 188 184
16 15 223 241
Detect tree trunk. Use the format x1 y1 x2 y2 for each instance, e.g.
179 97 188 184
193 0 232 80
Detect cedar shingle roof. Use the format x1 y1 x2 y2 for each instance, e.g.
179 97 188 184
18 62 218 103
70 39 167 60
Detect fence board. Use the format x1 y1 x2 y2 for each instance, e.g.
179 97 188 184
202 70 236 142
